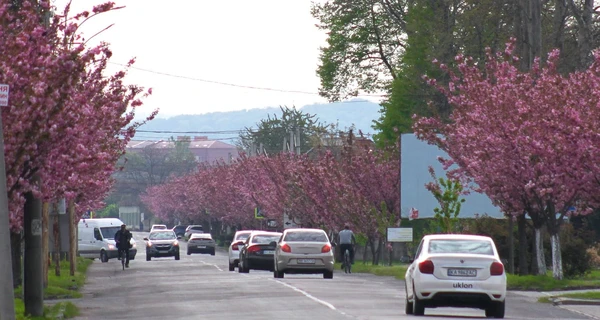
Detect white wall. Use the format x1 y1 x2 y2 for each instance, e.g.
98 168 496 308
401 134 503 218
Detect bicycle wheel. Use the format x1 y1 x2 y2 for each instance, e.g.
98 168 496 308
344 250 351 274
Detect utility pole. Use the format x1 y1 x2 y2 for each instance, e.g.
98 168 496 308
295 127 301 155
24 174 43 316
68 199 76 276
0 86 16 320
42 202 49 288
289 130 295 154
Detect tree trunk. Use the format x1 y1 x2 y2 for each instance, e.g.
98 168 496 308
550 233 563 279
10 231 22 289
508 216 515 274
534 227 547 275
53 205 61 277
517 215 528 275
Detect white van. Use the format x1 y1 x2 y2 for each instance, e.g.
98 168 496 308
78 218 137 262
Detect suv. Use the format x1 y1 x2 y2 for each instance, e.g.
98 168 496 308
184 225 204 240
150 224 168 232
172 225 188 238
144 230 180 261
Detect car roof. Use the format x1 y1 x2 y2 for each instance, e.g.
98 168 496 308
283 228 325 233
422 234 493 241
149 230 175 234
250 231 282 237
190 233 212 238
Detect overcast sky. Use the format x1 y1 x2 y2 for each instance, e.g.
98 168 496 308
54 0 382 119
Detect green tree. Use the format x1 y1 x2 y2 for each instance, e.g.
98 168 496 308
237 106 327 155
97 203 119 218
425 167 465 234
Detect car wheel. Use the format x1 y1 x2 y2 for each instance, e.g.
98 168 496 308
412 285 425 316
229 262 235 271
323 270 333 279
241 260 249 273
238 262 244 273
175 253 180 261
274 270 284 278
485 301 505 319
146 255 151 261
211 249 215 256
100 250 108 263
187 250 191 256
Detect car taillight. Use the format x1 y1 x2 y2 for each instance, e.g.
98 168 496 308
321 244 331 253
232 244 239 250
490 261 504 276
281 243 291 253
418 260 434 274
248 245 261 253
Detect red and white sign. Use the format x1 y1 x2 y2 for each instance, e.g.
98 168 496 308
0 84 9 107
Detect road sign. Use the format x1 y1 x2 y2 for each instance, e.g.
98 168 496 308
387 227 413 242
283 213 300 229
254 207 264 219
0 84 9 107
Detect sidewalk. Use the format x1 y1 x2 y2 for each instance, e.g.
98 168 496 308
511 289 600 320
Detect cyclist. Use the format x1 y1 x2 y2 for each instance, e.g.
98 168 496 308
114 224 132 268
338 224 356 268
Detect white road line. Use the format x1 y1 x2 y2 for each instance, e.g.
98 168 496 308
272 279 337 310
200 261 223 272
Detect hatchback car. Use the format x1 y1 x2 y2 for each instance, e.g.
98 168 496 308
404 234 506 318
172 225 188 238
144 230 180 261
228 230 255 271
273 228 334 279
184 225 204 240
187 233 216 255
150 224 168 232
238 231 282 273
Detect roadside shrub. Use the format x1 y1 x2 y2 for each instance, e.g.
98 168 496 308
560 223 592 278
587 244 600 268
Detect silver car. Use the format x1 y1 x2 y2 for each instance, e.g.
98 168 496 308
273 228 334 279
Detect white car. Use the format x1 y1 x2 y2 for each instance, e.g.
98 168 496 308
150 224 168 232
228 230 255 271
405 234 506 318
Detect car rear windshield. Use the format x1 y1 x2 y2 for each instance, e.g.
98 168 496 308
235 233 251 241
283 231 327 242
428 239 494 255
149 232 176 240
190 227 203 231
252 234 281 244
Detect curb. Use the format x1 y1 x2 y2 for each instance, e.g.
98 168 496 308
551 297 600 306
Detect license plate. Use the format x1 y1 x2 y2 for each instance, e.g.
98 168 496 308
298 259 315 264
198 246 206 248
448 268 477 277
263 250 274 254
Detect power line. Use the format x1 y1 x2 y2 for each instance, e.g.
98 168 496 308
108 62 387 97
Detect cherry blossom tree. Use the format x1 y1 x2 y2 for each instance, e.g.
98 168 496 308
413 40 600 279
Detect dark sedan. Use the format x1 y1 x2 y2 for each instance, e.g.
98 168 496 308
172 225 188 238
144 230 180 261
238 231 282 273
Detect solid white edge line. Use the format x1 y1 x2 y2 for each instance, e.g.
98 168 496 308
272 279 337 310
200 261 223 272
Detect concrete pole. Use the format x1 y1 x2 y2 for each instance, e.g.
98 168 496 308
42 202 49 288
53 203 61 276
0 106 16 319
23 174 43 316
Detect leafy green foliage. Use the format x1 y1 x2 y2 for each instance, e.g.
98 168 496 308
237 106 327 155
425 167 465 233
97 203 119 218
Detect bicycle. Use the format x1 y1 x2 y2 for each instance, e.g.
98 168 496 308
119 248 128 270
343 249 351 274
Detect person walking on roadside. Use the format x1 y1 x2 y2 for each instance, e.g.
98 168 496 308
114 224 132 268
338 224 356 266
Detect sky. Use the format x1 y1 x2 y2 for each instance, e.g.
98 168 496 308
54 0 383 119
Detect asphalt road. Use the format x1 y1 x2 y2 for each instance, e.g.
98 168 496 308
71 232 597 320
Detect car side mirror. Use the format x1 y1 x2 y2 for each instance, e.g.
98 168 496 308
143 237 148 241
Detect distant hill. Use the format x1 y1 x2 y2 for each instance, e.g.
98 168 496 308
134 100 382 144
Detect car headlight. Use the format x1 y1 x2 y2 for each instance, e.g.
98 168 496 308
173 240 179 246
108 244 116 250
146 241 152 247
132 242 137 249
